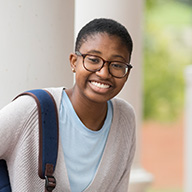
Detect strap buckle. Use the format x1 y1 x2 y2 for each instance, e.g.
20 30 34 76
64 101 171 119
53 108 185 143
45 175 56 192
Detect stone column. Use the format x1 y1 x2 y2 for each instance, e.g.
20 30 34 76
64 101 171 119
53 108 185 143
75 0 153 191
184 65 192 192
0 0 74 109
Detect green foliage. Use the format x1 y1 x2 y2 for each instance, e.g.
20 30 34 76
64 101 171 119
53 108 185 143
143 0 192 121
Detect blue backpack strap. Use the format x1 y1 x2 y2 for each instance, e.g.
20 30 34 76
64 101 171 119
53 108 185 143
16 89 59 192
0 160 11 192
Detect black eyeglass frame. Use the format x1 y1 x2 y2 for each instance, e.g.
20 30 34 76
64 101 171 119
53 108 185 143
75 51 133 78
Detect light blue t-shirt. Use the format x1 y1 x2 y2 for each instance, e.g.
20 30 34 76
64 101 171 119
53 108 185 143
59 90 113 192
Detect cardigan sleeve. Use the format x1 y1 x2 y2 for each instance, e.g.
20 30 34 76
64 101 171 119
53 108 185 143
112 97 136 191
113 130 136 191
0 95 37 159
115 137 136 191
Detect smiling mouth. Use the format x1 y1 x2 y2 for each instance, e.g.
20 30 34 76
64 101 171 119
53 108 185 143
90 81 111 89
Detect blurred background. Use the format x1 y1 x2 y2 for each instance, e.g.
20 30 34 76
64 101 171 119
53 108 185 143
141 0 192 192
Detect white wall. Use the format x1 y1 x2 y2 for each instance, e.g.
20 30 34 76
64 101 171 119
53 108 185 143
0 0 74 108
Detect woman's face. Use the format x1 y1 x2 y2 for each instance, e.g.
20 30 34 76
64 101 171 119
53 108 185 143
70 33 131 104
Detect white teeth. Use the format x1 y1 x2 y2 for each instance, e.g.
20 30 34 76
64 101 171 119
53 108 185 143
91 81 110 89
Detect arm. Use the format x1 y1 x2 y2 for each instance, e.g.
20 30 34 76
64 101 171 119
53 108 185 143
0 96 36 159
114 137 136 192
113 100 136 192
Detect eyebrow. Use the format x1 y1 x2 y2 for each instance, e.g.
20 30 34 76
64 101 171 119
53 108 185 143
86 50 102 55
86 50 127 61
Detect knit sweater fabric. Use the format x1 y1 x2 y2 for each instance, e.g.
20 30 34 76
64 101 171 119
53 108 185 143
0 87 136 192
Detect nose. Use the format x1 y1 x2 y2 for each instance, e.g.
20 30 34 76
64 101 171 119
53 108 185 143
95 62 111 79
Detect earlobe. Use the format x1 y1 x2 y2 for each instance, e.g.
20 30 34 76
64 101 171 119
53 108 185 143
72 68 76 73
69 53 77 73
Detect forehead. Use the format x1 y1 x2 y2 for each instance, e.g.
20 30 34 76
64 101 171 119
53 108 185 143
82 32 122 46
80 33 130 56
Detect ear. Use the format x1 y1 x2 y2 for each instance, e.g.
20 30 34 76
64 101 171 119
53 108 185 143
69 53 77 73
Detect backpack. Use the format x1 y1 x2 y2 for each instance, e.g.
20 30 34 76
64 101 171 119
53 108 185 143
0 89 59 192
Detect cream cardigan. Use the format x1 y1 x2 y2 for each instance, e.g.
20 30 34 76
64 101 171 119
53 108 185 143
0 87 136 192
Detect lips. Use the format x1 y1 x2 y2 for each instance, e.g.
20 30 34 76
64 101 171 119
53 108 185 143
90 81 111 89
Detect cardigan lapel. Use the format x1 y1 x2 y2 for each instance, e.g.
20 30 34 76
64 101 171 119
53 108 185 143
54 138 71 191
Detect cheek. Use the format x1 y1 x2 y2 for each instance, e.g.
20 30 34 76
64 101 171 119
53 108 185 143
114 79 127 93
75 64 91 84
75 61 85 78
116 78 127 88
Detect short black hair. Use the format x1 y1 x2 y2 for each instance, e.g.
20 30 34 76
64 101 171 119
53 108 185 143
75 18 133 56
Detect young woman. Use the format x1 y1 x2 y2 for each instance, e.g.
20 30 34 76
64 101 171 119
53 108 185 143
0 18 136 191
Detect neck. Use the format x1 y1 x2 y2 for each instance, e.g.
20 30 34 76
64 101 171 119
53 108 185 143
65 88 108 131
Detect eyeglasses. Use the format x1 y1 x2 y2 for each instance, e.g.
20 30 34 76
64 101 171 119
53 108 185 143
75 51 133 78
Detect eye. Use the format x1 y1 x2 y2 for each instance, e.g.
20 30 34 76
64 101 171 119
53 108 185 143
111 62 126 70
86 55 101 64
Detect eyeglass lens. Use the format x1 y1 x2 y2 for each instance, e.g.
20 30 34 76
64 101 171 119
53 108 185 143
84 55 129 78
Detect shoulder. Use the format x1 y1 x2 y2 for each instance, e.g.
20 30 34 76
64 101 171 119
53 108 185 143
1 94 37 116
111 97 136 140
44 87 64 107
44 87 64 97
0 93 39 157
112 97 135 120
1 87 64 121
